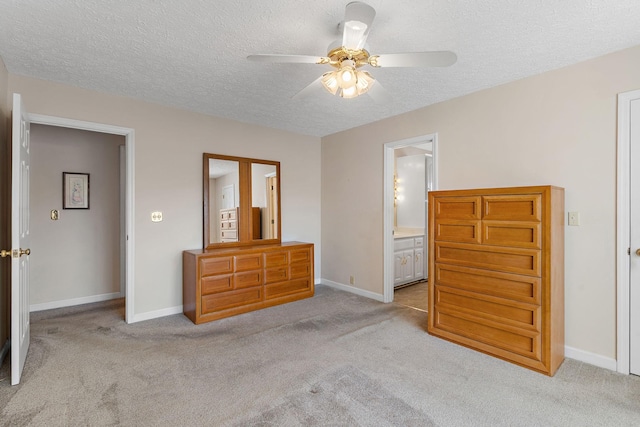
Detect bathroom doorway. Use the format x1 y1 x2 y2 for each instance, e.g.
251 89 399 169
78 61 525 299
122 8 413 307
383 134 437 305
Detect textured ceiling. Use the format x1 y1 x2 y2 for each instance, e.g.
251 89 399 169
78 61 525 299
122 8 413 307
1 1 640 137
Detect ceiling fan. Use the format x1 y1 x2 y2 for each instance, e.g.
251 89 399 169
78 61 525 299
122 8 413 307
247 1 457 100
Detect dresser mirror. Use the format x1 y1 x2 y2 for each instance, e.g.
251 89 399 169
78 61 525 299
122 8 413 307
203 153 281 249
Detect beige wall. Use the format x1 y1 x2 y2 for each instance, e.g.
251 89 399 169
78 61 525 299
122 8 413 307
322 45 640 360
0 54 9 354
30 124 123 308
8 74 322 319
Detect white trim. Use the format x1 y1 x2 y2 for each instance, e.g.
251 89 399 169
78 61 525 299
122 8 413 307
565 346 617 372
29 292 123 312
28 114 136 324
616 90 640 374
132 305 183 323
320 279 385 302
383 134 438 304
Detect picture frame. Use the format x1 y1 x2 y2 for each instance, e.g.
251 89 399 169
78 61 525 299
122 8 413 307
63 172 90 209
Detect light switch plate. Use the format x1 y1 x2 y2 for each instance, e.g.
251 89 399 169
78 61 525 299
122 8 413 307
568 211 580 226
151 211 163 222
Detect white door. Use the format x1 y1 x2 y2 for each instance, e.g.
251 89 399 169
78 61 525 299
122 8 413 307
630 97 640 375
10 93 31 385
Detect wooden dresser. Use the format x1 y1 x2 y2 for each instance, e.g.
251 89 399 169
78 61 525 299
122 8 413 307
183 242 314 324
428 186 564 376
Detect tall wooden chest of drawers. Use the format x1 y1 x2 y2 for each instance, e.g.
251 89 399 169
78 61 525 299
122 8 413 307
183 242 314 324
428 186 564 375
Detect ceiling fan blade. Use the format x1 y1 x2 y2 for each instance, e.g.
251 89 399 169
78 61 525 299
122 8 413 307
247 54 328 64
371 51 457 68
342 1 376 50
367 80 392 104
292 76 325 100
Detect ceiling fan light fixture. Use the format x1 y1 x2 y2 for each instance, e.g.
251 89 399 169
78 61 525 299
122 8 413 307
337 60 357 88
321 72 340 95
355 70 374 94
341 85 358 98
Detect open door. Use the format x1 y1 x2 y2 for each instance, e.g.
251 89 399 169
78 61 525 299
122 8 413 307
267 175 278 239
630 97 640 376
5 94 31 385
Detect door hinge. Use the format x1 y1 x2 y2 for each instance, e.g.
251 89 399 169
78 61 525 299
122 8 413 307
628 247 631 255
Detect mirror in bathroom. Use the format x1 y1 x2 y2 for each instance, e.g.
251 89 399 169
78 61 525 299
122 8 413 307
394 143 433 235
203 153 280 249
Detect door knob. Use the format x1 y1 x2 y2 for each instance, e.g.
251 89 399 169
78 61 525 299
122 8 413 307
636 248 640 256
0 248 29 258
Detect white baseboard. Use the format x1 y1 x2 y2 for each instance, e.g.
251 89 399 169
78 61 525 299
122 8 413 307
565 345 617 371
130 305 184 324
30 292 124 312
320 279 385 302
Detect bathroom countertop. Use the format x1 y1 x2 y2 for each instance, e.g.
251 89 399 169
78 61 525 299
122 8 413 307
393 232 425 239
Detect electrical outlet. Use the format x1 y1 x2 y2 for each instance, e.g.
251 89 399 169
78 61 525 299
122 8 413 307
568 212 580 226
349 275 355 285
151 211 163 222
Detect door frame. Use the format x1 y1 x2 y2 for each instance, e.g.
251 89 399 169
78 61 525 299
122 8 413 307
616 89 640 374
29 113 136 323
383 133 438 303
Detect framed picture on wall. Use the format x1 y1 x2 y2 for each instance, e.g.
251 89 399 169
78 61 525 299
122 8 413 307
63 172 90 209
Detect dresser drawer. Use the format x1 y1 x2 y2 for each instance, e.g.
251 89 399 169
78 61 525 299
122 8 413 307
482 221 540 249
290 262 311 279
265 251 288 267
234 270 263 289
434 196 481 220
220 209 237 220
200 256 233 276
201 274 233 295
220 230 237 240
482 194 541 222
235 253 262 272
265 278 311 299
221 220 237 230
434 263 540 304
434 285 540 329
435 242 541 277
435 219 481 244
290 247 311 264
201 288 262 313
434 309 541 361
265 267 289 284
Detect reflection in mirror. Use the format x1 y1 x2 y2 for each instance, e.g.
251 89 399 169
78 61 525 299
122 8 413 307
203 153 281 249
251 163 278 240
209 159 240 244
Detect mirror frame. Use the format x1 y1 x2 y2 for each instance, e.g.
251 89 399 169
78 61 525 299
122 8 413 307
203 153 281 249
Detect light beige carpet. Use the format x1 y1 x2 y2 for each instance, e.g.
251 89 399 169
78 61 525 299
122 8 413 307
1 285 639 426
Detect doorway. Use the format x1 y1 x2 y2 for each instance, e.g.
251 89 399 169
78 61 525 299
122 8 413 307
616 89 640 375
29 114 135 323
383 134 437 304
